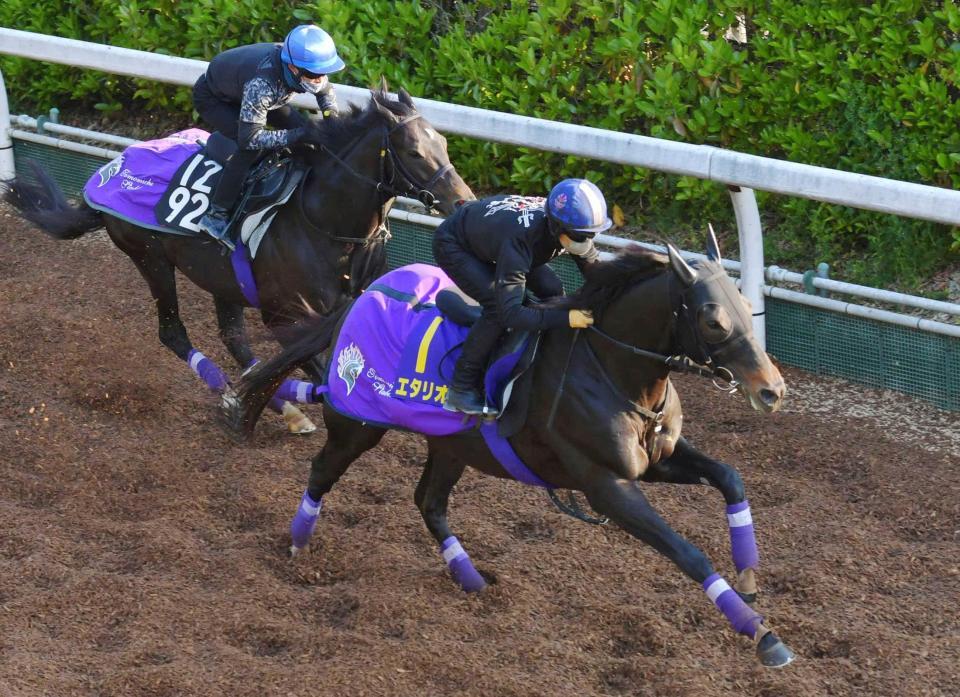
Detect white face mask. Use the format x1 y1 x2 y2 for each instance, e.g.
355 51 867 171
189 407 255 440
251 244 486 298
294 70 326 94
559 234 593 257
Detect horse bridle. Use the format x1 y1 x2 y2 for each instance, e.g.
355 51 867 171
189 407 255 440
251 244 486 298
586 270 743 391
546 270 741 433
380 114 455 209
306 113 454 244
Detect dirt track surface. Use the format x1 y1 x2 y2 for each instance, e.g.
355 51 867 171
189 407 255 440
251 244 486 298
1 207 958 697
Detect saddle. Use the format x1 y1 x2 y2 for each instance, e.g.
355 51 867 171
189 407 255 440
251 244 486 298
324 264 540 438
435 288 540 437
153 131 307 256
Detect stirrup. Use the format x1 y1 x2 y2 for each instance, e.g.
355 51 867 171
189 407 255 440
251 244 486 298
201 221 235 251
212 232 236 252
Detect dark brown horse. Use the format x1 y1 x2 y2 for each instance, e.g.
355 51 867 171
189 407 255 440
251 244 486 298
2 86 474 431
228 231 795 666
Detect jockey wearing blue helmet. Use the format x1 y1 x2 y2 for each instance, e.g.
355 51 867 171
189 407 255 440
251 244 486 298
192 25 346 249
281 25 346 96
432 178 611 415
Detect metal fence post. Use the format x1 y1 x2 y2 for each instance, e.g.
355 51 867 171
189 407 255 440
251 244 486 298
728 185 766 350
0 68 15 180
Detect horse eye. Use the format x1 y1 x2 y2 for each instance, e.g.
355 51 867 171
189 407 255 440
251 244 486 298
699 304 733 341
408 150 424 159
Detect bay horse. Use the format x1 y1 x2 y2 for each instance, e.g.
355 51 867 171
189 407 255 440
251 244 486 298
228 231 796 667
1 85 474 431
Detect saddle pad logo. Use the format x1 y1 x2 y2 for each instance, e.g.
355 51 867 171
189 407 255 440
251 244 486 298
97 155 124 187
337 343 365 395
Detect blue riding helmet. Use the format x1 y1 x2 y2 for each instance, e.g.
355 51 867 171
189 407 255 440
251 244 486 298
281 25 345 74
547 178 613 237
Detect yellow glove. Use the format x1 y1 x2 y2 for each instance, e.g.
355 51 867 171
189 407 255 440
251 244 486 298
568 309 594 329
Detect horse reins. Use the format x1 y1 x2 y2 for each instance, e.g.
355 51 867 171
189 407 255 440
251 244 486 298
587 324 737 387
304 112 454 245
546 274 742 433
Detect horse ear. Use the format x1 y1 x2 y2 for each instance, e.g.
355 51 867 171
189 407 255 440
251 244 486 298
379 75 389 95
706 223 722 263
667 243 698 286
398 88 416 109
371 92 397 122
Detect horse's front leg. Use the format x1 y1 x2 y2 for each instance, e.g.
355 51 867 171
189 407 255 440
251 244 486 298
582 471 794 667
644 436 760 602
214 295 256 368
240 306 318 434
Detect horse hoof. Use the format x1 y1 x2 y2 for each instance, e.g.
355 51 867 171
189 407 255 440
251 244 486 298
735 568 758 604
282 403 317 435
289 544 305 558
220 389 239 410
288 416 317 435
756 632 796 668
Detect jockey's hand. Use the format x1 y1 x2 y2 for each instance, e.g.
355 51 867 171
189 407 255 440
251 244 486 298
568 309 594 329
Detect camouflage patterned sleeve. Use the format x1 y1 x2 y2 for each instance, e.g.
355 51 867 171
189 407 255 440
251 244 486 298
237 77 300 150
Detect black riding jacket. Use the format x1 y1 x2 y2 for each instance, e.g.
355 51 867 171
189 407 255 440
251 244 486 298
436 194 599 331
202 43 337 151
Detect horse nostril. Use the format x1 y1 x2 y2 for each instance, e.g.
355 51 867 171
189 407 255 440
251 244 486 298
759 388 781 406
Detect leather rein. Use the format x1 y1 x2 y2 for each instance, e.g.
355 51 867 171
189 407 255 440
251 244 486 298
547 274 740 432
300 112 452 245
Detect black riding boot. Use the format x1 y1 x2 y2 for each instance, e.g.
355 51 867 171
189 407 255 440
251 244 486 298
198 204 233 250
444 316 503 415
198 148 259 251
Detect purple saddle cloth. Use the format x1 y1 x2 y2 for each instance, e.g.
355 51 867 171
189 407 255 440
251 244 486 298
82 128 209 232
327 264 530 437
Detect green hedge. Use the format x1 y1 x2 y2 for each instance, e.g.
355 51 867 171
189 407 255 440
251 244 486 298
2 0 959 289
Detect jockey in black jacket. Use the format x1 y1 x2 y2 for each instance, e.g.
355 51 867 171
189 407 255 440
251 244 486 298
433 178 612 415
192 24 344 249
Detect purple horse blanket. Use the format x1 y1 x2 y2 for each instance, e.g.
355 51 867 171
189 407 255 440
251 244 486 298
327 264 529 437
83 128 210 233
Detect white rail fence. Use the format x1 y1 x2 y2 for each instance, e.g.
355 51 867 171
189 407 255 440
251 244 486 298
2 28 959 342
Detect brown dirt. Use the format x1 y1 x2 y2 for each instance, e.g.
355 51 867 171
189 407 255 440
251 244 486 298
1 205 958 697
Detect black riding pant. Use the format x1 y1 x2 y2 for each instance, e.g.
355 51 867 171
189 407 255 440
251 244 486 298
192 75 308 209
433 231 564 390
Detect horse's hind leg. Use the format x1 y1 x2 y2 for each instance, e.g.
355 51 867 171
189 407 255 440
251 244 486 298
289 406 386 556
644 437 760 602
125 246 194 361
112 229 233 394
413 447 486 592
583 473 794 667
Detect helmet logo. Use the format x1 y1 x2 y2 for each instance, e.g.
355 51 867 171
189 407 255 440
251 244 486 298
552 192 568 211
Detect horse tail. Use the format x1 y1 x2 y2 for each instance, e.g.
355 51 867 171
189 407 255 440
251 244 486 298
233 302 351 438
1 161 102 240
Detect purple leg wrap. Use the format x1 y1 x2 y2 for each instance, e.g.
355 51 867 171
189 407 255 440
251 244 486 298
703 572 763 637
440 536 486 592
727 500 760 572
187 349 229 392
274 379 322 405
290 490 322 549
245 359 316 411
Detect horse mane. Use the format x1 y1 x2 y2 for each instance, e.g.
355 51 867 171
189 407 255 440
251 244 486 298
562 244 670 312
297 86 413 153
